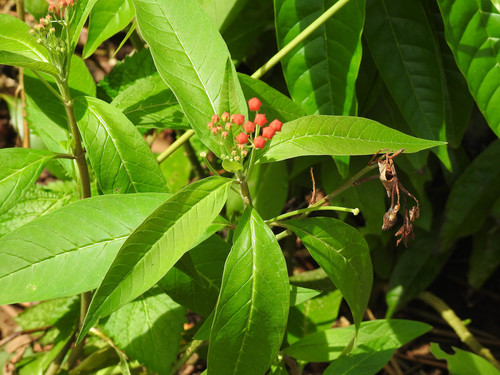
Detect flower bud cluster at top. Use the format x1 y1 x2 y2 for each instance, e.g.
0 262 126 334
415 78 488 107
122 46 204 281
30 0 77 74
208 97 283 164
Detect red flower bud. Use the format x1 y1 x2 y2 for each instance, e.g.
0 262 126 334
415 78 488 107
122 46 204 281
216 126 223 132
254 114 267 126
254 136 267 149
225 122 232 130
248 97 262 111
212 114 220 123
269 119 283 132
262 126 275 140
211 127 218 134
236 132 249 144
207 122 214 129
48 3 56 12
231 114 245 125
221 112 230 122
244 121 255 133
222 131 229 138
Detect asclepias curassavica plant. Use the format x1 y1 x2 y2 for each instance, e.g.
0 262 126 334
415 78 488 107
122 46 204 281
1 0 500 374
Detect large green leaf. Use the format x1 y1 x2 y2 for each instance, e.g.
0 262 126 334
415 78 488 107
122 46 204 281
438 0 500 138
283 319 431 362
74 96 168 194
0 182 76 237
282 217 372 329
0 193 169 305
365 0 450 167
111 73 189 131
0 148 57 216
440 140 500 251
468 229 500 289
257 115 446 163
0 14 58 76
132 0 247 156
69 0 99 54
83 0 135 58
103 287 186 375
200 0 249 33
158 235 230 317
208 207 290 375
79 176 232 341
274 0 364 117
431 343 500 375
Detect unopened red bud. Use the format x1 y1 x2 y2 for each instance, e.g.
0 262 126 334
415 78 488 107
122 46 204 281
207 122 214 129
212 114 220 123
222 131 229 138
254 114 267 126
221 112 230 122
248 97 262 112
241 150 248 157
211 127 218 134
225 122 232 130
254 136 267 149
48 3 56 12
231 114 245 125
46 15 52 20
262 126 275 140
236 132 249 144
217 126 223 132
269 119 283 132
67 0 74 5
244 121 255 133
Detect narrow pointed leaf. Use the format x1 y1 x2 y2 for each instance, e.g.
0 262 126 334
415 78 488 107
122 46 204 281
437 0 500 137
74 96 168 194
0 14 58 76
0 193 169 305
365 0 450 166
275 0 364 116
132 0 247 156
282 217 372 329
0 148 57 216
208 207 290 375
83 0 135 58
79 176 232 341
69 0 98 54
258 115 446 163
103 287 187 375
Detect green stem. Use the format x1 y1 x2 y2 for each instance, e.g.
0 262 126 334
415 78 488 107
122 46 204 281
171 340 206 375
267 205 359 224
236 171 252 207
45 333 75 375
182 135 206 178
32 70 64 102
251 0 352 80
201 154 220 176
418 292 500 370
157 129 195 164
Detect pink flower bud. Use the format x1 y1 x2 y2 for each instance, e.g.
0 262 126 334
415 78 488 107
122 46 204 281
211 127 218 134
269 119 283 132
254 114 267 126
216 126 223 132
254 136 267 149
207 122 214 129
222 131 229 138
225 122 232 130
221 112 230 122
236 132 249 145
241 150 248 157
262 126 275 140
231 114 245 125
244 121 255 133
48 4 56 12
212 114 220 123
248 97 262 112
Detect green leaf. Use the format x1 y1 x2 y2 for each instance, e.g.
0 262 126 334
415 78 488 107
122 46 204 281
160 146 193 192
132 0 247 156
238 73 306 122
25 0 49 19
111 73 190 131
323 349 398 375
0 14 58 76
438 0 500 138
103 287 187 375
440 140 500 251
79 176 232 341
208 207 290 375
430 343 500 375
283 319 431 362
83 0 135 58
0 193 169 304
281 217 372 329
0 148 57 216
25 56 96 178
364 0 450 167
289 285 323 306
158 235 230 317
0 182 76 237
200 0 249 33
16 296 79 330
69 0 98 54
74 96 168 194
468 229 500 289
257 115 447 163
287 290 343 344
275 0 364 116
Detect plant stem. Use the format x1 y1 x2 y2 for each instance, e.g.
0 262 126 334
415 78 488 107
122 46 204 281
171 340 206 375
45 333 75 375
267 205 359 224
418 292 500 370
157 129 195 164
236 171 252 207
251 0 352 80
182 135 206 178
15 0 29 148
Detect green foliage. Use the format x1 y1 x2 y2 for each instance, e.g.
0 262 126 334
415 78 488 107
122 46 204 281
431 343 500 375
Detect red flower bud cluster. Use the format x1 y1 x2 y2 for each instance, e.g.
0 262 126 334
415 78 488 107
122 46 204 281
207 97 285 163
